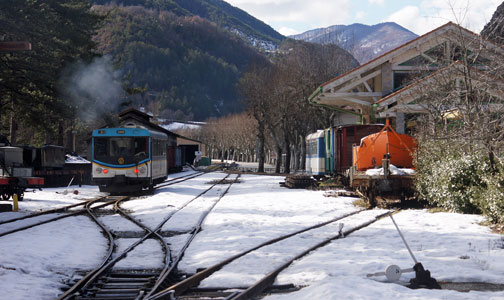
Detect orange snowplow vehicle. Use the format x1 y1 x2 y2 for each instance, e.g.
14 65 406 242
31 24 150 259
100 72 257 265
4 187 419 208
353 121 417 170
349 120 417 206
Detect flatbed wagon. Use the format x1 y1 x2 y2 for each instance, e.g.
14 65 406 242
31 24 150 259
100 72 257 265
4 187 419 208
349 161 414 206
1 143 45 201
0 176 44 201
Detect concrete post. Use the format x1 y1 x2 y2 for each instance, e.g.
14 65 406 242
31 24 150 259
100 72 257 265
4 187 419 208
396 112 405 134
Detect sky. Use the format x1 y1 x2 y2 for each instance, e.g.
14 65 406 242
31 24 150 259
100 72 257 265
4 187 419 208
225 0 502 36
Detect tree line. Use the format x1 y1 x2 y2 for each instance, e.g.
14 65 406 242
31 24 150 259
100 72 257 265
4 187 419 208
92 4 267 121
182 18 504 225
0 1 270 151
182 39 358 173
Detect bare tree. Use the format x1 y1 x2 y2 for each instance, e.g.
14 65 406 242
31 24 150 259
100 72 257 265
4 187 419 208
407 25 504 169
238 63 274 172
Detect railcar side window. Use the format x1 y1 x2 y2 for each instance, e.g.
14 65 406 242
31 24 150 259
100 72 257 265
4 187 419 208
134 138 148 159
152 139 166 157
307 140 317 156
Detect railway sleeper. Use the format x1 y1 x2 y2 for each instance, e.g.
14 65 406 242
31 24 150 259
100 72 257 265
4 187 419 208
77 295 140 300
160 230 193 237
91 288 145 293
179 285 300 300
76 273 156 299
101 277 155 283
78 290 148 300
98 283 148 290
187 284 298 294
178 291 237 300
112 231 150 238
76 297 139 300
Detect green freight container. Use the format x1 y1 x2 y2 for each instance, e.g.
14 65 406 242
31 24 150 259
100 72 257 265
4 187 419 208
199 156 211 166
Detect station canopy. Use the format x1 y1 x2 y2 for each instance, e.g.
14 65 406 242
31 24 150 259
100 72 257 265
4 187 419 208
308 22 504 125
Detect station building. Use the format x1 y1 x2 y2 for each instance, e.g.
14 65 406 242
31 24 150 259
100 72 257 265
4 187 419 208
309 22 504 133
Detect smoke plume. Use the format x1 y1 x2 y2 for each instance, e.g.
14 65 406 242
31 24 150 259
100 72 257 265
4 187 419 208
59 55 124 122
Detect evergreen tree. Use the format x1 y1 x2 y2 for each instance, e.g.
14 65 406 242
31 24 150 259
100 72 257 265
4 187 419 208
0 0 102 145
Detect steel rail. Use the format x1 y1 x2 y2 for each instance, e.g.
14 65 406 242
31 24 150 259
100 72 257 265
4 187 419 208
229 210 393 300
154 172 207 190
162 171 204 184
0 199 96 225
155 164 223 190
143 174 239 299
146 208 366 300
57 173 234 300
114 197 171 269
57 196 129 300
0 197 114 238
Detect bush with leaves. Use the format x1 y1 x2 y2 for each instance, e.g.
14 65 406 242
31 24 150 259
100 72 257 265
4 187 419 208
415 139 488 214
476 160 504 223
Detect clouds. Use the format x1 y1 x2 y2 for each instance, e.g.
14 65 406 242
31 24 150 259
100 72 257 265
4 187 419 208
385 0 502 35
355 11 367 21
226 0 352 35
226 0 501 36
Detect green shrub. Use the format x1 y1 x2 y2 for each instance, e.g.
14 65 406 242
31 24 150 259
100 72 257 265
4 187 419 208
416 140 504 223
415 141 486 214
477 162 504 223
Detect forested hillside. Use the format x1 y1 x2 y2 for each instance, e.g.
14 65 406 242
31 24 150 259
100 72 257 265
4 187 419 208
481 1 504 44
92 5 268 120
1 0 358 149
92 0 284 47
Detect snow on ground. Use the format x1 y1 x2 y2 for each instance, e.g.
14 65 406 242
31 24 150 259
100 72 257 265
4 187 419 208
0 214 106 299
0 171 503 300
121 171 229 230
268 210 504 300
112 238 164 270
177 175 359 275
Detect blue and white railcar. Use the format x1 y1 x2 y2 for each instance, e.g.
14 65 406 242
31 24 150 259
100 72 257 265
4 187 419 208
92 126 168 193
305 130 326 176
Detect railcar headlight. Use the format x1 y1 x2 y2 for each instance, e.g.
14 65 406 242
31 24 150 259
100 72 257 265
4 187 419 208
139 166 146 174
96 167 102 174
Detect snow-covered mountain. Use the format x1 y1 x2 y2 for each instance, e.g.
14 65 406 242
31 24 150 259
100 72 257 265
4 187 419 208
290 22 418 64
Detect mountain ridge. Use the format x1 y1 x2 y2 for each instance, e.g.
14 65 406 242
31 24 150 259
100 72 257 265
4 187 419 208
92 0 284 50
290 22 418 64
89 1 358 121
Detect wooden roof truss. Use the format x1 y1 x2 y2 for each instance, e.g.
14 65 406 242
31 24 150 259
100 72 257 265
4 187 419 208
309 22 504 121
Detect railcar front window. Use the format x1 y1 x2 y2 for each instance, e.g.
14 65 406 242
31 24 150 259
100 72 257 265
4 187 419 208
94 138 108 159
94 137 148 165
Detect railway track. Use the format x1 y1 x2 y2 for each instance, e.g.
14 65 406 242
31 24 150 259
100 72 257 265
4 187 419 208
57 173 241 300
146 209 392 300
0 169 208 237
0 199 94 226
155 171 206 189
0 197 117 238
